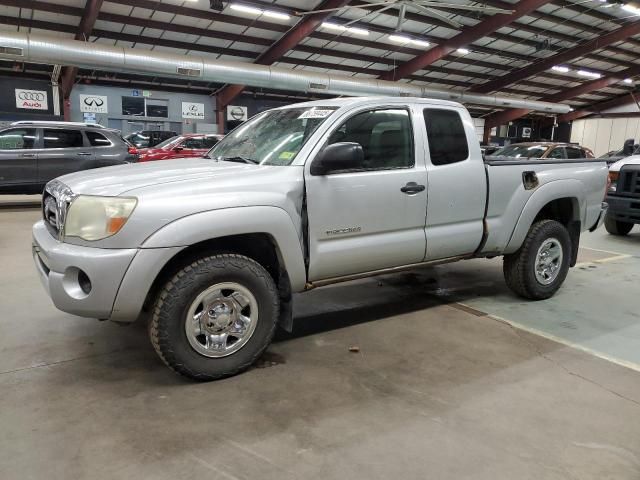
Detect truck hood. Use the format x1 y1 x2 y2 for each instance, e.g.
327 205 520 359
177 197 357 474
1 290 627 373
610 155 640 172
57 158 260 196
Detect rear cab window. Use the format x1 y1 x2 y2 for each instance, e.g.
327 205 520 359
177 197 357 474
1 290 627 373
423 109 469 165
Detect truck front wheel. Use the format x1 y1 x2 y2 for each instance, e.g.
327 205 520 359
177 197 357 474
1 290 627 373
503 220 571 300
149 254 279 380
604 215 634 236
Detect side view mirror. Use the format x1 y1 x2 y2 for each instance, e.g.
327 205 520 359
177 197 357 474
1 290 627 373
310 142 364 175
623 138 634 156
173 146 184 152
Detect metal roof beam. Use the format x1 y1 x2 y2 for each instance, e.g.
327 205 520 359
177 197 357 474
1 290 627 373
216 0 351 109
472 20 640 94
60 0 103 97
378 0 554 81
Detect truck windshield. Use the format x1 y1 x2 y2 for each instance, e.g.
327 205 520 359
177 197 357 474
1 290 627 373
207 106 338 165
494 145 547 158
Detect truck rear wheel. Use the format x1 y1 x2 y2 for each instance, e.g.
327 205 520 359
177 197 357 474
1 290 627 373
149 254 279 380
604 215 634 236
503 220 571 300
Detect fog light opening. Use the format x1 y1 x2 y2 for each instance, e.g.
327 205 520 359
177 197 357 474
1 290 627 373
78 269 92 295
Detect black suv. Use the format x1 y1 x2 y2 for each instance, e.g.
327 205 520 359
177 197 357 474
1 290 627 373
0 121 138 194
125 130 178 148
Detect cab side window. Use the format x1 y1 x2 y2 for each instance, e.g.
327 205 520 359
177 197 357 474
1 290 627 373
423 109 469 166
328 109 413 170
0 128 36 150
43 129 84 149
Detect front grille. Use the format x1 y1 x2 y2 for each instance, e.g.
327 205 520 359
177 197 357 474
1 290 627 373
617 165 640 198
42 180 75 240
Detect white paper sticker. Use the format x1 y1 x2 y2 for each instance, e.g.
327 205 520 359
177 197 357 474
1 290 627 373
298 109 334 119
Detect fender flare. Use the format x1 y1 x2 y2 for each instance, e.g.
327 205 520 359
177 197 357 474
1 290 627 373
141 206 307 291
504 180 584 254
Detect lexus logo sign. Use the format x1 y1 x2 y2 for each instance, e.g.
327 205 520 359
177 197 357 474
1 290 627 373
79 94 108 113
182 102 205 119
15 89 48 110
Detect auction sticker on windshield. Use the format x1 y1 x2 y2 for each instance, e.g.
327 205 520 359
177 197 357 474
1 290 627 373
299 109 334 119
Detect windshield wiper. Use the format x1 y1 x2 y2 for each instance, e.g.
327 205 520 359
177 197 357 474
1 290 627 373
216 156 259 164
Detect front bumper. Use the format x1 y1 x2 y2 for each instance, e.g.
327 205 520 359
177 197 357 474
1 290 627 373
589 202 609 232
605 195 640 224
32 220 137 319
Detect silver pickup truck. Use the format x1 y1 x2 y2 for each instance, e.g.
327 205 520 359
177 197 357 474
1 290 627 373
32 97 608 380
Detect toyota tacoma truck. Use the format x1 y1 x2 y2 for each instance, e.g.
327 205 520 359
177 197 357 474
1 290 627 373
32 97 608 380
604 154 639 235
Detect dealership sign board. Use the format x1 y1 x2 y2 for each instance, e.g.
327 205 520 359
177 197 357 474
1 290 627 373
80 94 108 113
182 102 205 119
227 105 248 122
15 89 48 110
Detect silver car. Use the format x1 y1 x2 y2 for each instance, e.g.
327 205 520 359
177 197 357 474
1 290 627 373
0 121 138 194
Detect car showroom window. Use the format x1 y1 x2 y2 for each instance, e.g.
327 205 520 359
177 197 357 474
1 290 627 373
0 128 36 150
423 109 469 166
122 96 145 116
328 109 414 170
43 129 84 149
85 131 111 147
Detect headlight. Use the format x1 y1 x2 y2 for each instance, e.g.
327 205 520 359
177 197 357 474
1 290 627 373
64 195 137 241
608 171 618 193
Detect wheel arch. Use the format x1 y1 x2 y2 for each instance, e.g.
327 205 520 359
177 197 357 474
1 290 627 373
505 180 584 259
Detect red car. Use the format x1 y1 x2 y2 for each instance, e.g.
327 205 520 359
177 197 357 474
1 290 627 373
138 133 224 162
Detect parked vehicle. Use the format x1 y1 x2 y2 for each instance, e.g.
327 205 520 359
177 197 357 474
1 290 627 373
138 134 224 162
32 97 608 380
125 130 177 149
480 144 500 156
0 121 138 194
492 142 594 160
604 154 639 235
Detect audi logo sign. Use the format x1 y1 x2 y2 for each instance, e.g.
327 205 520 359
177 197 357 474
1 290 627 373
79 94 108 113
15 89 48 111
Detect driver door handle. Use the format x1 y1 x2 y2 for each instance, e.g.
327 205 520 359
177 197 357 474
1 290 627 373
77 152 92 156
400 182 426 194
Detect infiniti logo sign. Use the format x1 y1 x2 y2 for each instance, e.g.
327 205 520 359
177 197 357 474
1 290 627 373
83 96 105 107
79 94 108 113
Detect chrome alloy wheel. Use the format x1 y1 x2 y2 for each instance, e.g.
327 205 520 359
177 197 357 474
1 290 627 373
534 238 563 285
185 282 258 358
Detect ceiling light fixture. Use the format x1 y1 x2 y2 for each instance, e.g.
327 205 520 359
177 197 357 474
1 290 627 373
388 34 429 47
230 4 262 15
229 3 290 19
622 3 640 14
457 48 470 55
321 22 369 35
623 78 634 84
577 69 601 78
551 65 569 73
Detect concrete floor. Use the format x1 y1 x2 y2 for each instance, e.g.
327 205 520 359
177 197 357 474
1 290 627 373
1 206 639 480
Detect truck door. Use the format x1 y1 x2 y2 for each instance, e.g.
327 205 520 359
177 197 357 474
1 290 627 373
422 108 487 260
38 128 93 185
0 127 38 191
305 107 428 281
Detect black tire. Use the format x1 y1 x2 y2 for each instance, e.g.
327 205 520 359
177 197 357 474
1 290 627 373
503 220 571 300
604 215 634 236
149 254 279 381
